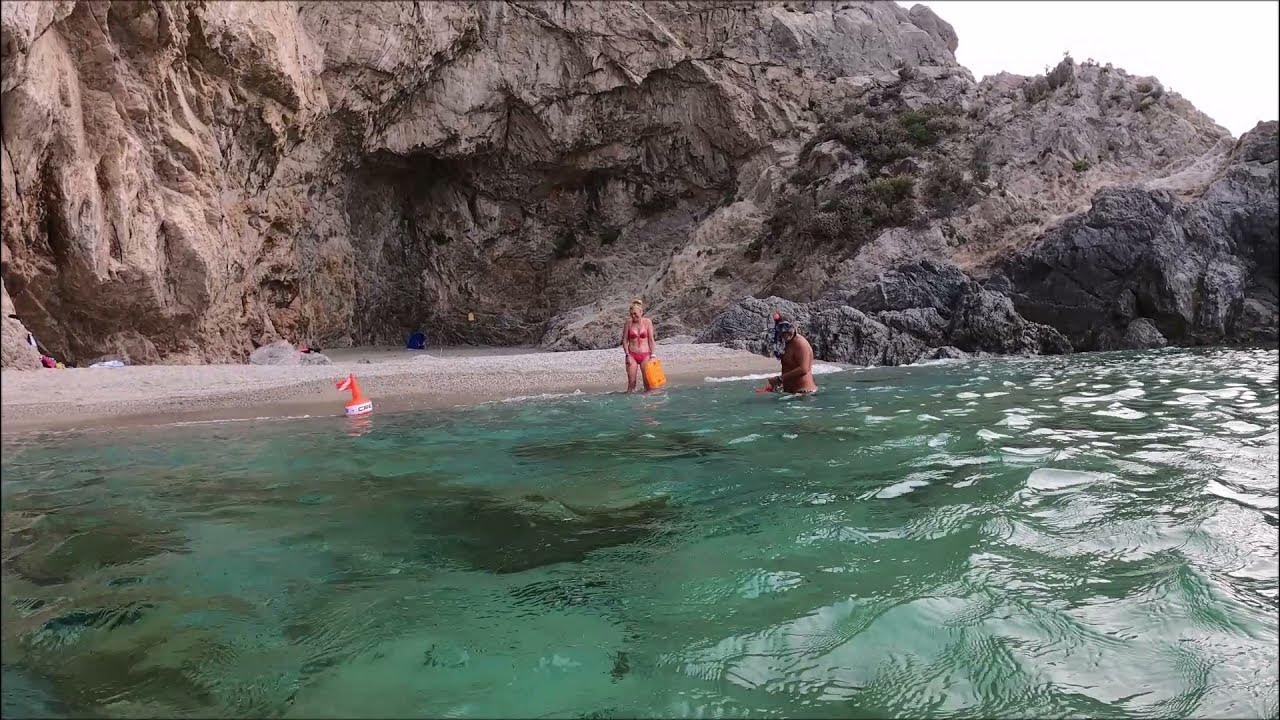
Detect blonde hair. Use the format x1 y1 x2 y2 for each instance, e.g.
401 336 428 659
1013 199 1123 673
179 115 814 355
629 299 645 314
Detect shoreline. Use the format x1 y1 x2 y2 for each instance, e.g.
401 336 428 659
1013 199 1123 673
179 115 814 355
0 345 781 434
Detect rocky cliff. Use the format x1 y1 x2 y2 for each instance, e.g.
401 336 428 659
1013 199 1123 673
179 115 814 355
701 120 1277 366
1 1 1274 366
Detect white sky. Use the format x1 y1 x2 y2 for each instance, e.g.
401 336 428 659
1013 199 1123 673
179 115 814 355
898 1 1280 136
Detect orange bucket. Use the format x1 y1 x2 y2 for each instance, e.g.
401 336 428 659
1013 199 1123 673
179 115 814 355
641 357 667 389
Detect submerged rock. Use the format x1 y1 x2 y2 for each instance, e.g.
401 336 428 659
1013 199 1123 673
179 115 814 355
5 508 183 586
414 491 671 574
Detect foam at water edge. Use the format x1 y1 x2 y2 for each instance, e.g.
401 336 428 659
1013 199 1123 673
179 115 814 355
909 357 969 367
705 363 845 383
499 389 587 404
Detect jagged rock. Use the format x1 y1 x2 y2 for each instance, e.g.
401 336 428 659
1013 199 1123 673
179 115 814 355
948 285 1072 356
705 259 1074 365
873 307 949 344
94 331 161 366
541 301 694 351
804 305 924 366
2 315 40 370
539 302 622 352
842 260 971 315
1 280 40 370
299 351 332 366
695 296 814 346
1121 318 1168 350
249 340 300 366
807 140 856 178
1004 122 1278 350
246 338 331 365
883 332 928 366
907 5 959 54
807 306 894 367
922 345 969 361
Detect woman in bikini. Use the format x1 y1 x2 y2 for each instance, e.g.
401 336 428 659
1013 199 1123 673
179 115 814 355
621 299 658 393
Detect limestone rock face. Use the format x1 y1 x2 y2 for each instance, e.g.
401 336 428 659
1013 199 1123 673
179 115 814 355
1 315 40 369
0 0 958 364
2 280 41 369
0 1 1272 365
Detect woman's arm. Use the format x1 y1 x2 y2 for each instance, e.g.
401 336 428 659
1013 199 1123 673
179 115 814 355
647 319 657 355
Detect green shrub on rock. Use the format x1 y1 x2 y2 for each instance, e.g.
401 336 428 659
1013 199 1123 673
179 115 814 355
923 164 975 216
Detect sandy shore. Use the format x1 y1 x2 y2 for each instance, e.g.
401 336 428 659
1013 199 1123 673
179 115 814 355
0 344 780 433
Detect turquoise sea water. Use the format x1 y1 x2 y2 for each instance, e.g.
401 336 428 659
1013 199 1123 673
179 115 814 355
2 348 1277 718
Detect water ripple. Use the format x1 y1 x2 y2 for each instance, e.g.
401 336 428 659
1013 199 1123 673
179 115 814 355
2 347 1276 718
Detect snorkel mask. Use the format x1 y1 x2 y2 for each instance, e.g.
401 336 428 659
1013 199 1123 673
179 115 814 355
771 316 794 359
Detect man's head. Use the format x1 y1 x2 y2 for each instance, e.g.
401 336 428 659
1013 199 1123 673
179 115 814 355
774 319 797 343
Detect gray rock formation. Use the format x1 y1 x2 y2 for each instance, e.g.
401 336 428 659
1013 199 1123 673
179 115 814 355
0 2 1272 367
874 307 948 344
702 258 1072 366
921 345 969 361
248 339 330 366
695 295 817 347
947 285 1072 356
1119 318 1168 350
1002 122 1278 351
841 260 970 314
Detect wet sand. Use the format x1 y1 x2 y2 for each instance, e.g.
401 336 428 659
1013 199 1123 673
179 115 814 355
0 344 779 433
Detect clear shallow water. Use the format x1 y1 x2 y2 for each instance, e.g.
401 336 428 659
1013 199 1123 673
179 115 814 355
2 348 1277 719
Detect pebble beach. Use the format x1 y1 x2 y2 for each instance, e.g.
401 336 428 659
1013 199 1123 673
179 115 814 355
0 344 780 433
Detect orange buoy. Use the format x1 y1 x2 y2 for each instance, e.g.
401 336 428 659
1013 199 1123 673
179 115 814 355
335 373 373 416
641 357 667 389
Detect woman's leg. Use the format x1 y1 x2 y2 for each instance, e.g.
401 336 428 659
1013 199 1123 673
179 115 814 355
625 355 639 392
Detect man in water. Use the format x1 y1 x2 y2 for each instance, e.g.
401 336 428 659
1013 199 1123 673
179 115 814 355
767 320 818 394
